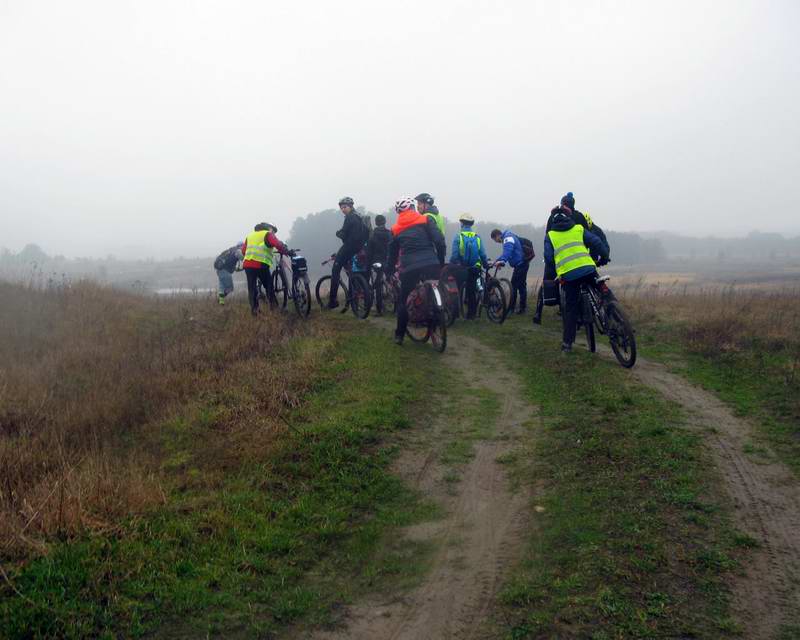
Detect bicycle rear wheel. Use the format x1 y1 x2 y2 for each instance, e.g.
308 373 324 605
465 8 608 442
606 301 637 368
485 280 507 324
348 273 372 319
273 268 289 309
292 277 311 317
429 286 447 353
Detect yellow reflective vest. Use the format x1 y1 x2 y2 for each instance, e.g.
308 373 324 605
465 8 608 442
243 230 274 266
426 212 445 236
547 224 595 278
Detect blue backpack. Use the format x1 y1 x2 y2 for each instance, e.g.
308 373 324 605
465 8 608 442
458 231 482 267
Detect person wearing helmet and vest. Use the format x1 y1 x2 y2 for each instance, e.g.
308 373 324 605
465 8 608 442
329 196 368 309
415 193 445 237
448 214 487 320
386 196 446 345
241 222 290 316
544 206 609 353
535 191 610 324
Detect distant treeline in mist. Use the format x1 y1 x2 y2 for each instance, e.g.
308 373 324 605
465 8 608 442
641 231 800 261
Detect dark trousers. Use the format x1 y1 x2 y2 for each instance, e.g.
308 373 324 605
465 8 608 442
509 261 530 312
534 262 557 319
245 265 273 314
396 264 442 338
447 264 480 318
561 272 597 345
329 246 359 304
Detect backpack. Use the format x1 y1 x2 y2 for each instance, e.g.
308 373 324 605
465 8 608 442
519 236 535 262
458 232 482 266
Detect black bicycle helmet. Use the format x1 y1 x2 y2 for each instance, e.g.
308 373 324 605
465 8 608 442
338 196 354 207
415 192 434 206
550 206 571 225
254 222 269 231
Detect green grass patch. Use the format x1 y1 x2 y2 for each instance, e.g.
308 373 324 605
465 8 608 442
0 322 441 639
460 317 746 638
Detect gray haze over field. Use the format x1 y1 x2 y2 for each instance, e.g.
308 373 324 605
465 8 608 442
1 0 798 259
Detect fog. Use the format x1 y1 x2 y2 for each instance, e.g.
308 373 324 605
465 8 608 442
1 0 798 259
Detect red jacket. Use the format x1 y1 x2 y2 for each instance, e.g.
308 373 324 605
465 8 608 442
242 232 289 269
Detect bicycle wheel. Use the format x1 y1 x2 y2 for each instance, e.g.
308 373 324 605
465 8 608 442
273 268 289 309
429 286 447 353
292 277 311 317
348 274 372 319
499 277 513 307
485 280 507 324
606 301 637 368
315 275 346 310
585 321 596 353
382 279 397 315
405 286 431 343
373 276 384 315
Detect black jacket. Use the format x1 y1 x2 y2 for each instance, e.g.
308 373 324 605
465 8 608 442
336 211 367 252
367 226 392 267
387 216 446 274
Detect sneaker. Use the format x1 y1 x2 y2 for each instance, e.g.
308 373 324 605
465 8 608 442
561 342 573 353
218 295 225 306
532 314 541 325
327 300 340 310
394 334 404 346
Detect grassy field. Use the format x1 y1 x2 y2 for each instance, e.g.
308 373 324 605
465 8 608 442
0 280 442 638
461 317 747 638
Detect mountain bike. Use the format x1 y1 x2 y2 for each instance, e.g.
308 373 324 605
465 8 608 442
272 251 311 317
566 274 637 368
314 254 372 319
459 263 507 324
405 277 447 353
369 262 392 316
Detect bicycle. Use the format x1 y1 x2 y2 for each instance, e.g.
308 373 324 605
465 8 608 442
404 276 447 353
314 254 372 319
369 262 392 316
272 251 311 317
564 274 637 368
458 263 507 324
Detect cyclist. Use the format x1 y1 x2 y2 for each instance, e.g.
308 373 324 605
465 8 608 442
415 192 445 236
544 206 609 353
367 213 392 269
534 192 610 324
448 214 487 320
242 222 290 316
386 197 445 345
213 242 244 305
490 228 534 315
329 196 368 309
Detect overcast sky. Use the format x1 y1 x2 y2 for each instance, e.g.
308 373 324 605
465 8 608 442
1 0 798 258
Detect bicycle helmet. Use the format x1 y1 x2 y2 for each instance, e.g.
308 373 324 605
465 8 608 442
394 197 416 214
415 192 434 206
550 207 571 225
254 222 270 231
458 213 475 225
338 196 354 207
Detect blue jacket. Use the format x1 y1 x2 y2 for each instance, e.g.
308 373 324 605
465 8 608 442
449 225 488 267
544 221 608 282
497 230 525 267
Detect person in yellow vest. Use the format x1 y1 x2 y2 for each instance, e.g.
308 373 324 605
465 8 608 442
415 193 445 237
241 222 290 316
544 206 609 353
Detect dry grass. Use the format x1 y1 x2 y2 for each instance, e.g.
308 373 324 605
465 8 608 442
0 279 332 561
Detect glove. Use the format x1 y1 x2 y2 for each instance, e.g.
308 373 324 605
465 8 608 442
596 256 609 266
288 249 297 257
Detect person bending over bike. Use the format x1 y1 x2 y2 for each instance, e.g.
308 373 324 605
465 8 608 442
448 214 487 320
490 228 534 315
386 197 446 345
242 223 290 316
534 192 610 324
329 196 368 309
213 241 244 305
415 193 445 236
544 207 609 353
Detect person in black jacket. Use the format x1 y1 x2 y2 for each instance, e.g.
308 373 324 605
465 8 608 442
367 214 392 271
534 192 610 324
329 196 367 309
386 197 446 345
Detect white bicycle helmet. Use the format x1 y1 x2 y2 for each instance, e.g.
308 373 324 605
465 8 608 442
394 197 416 214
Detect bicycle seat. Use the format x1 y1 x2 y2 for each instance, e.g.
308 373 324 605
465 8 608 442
596 275 611 283
372 262 382 269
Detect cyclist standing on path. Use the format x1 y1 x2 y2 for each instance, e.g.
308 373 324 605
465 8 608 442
367 214 392 269
386 197 446 345
329 196 368 310
534 191 610 324
544 206 609 353
242 223 290 316
213 242 244 305
415 193 446 237
448 214 488 320
490 228 533 315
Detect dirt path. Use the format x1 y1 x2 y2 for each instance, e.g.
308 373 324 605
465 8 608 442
314 334 534 640
609 351 800 639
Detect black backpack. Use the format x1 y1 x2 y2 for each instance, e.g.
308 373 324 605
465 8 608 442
519 236 535 262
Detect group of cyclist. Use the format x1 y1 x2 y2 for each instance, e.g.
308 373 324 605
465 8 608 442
214 190 612 353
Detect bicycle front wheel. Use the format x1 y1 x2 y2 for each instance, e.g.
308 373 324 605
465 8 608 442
292 277 311 317
485 280 507 324
273 268 289 309
315 275 347 310
606 301 637 368
348 274 372 319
